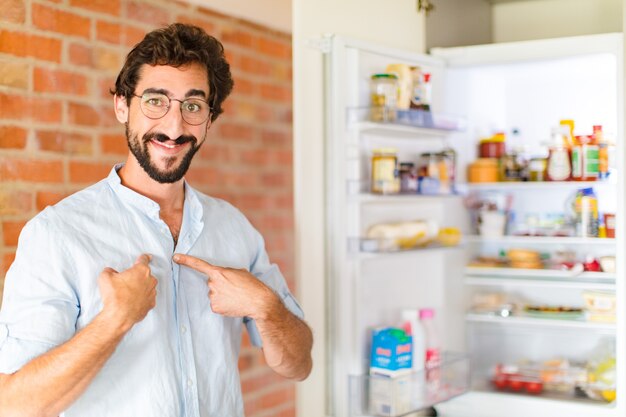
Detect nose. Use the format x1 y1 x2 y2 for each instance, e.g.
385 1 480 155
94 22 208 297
158 101 186 139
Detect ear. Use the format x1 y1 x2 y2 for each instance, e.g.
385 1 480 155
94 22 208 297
113 94 129 124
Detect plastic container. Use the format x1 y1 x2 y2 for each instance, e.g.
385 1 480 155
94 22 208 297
468 158 499 183
546 126 572 181
574 187 599 237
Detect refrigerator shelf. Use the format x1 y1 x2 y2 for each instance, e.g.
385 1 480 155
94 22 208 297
348 352 470 417
465 267 616 288
462 180 617 192
464 235 616 246
466 313 616 331
465 276 615 291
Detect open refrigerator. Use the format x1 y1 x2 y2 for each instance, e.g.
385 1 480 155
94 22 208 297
322 33 625 417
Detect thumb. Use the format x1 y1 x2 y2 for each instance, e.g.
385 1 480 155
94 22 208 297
102 266 118 275
135 253 152 266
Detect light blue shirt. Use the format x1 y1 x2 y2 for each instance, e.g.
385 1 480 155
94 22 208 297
0 165 303 417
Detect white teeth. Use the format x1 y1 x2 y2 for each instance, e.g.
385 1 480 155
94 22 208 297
153 140 177 149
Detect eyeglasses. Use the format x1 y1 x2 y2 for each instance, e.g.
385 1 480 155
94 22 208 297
133 92 212 125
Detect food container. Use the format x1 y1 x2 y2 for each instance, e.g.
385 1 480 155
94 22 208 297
370 73 399 122
528 157 547 181
604 213 615 238
583 291 615 323
468 158 499 183
479 139 505 158
371 148 400 194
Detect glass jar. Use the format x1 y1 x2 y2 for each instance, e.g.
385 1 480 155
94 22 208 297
370 73 399 122
528 157 547 181
371 148 400 194
399 162 418 193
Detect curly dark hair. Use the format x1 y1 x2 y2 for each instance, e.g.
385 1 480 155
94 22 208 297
112 23 233 122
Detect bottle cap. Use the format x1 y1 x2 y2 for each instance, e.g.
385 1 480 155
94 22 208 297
419 308 434 319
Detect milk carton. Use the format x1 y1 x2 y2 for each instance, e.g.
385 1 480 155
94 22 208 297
369 328 413 416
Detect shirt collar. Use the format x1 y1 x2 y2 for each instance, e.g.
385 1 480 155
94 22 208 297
105 163 203 219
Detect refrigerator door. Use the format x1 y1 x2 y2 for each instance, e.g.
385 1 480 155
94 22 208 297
324 35 470 417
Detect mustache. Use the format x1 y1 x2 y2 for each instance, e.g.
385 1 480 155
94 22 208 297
143 132 196 146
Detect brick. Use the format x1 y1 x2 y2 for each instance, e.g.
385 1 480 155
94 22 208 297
99 76 117 99
184 166 219 186
238 352 254 372
258 38 291 59
70 0 120 16
0 93 62 123
36 190 69 210
233 78 256 96
175 16 216 35
127 1 169 25
245 385 295 414
0 30 62 62
32 3 91 39
218 123 255 142
69 161 111 183
0 0 25 23
0 158 64 183
260 84 291 103
222 171 258 188
0 60 29 89
94 46 120 72
34 67 89 96
240 55 272 76
35 130 93 155
68 102 100 126
221 28 255 49
100 133 128 155
98 105 119 128
261 172 291 188
0 126 27 149
69 42 93 67
0 189 33 216
2 252 16 276
240 369 283 393
96 20 121 44
261 130 291 148
2 220 26 246
240 149 273 166
122 25 146 47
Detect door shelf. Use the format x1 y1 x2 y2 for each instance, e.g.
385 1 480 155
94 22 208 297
466 313 616 331
464 235 616 246
349 352 470 417
351 237 462 256
347 107 466 137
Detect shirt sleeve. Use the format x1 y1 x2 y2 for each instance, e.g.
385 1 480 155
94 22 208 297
0 214 79 374
244 231 304 348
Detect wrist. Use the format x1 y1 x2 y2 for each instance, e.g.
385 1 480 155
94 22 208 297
252 290 284 323
96 308 134 337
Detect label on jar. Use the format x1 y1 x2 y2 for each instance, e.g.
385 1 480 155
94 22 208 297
583 145 599 179
372 156 399 194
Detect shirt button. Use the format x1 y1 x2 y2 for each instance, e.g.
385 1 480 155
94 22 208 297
181 325 187 334
187 379 193 387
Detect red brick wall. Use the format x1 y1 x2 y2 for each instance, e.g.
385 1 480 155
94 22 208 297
0 0 296 415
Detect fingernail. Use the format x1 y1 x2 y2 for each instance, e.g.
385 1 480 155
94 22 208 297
173 254 180 262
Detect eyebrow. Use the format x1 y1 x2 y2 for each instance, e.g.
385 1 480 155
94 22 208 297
141 88 208 100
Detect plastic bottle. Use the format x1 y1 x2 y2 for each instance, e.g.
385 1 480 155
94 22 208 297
596 125 609 180
547 126 572 181
419 308 441 401
574 187 599 237
419 308 441 369
401 309 425 371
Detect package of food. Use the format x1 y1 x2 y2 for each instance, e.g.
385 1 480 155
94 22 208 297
583 291 616 323
366 220 439 251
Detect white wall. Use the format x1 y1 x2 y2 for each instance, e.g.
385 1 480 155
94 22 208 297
190 0 292 32
292 1 425 416
493 0 622 43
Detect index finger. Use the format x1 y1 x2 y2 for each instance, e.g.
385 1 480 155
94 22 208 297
173 253 221 273
135 253 153 266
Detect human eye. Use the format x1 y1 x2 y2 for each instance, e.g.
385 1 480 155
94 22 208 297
143 94 168 108
182 99 205 113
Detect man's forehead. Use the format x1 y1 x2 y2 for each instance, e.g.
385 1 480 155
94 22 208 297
136 63 210 94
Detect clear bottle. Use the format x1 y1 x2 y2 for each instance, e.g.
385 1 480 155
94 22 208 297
419 308 441 400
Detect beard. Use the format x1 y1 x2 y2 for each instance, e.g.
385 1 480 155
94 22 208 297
125 124 202 184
